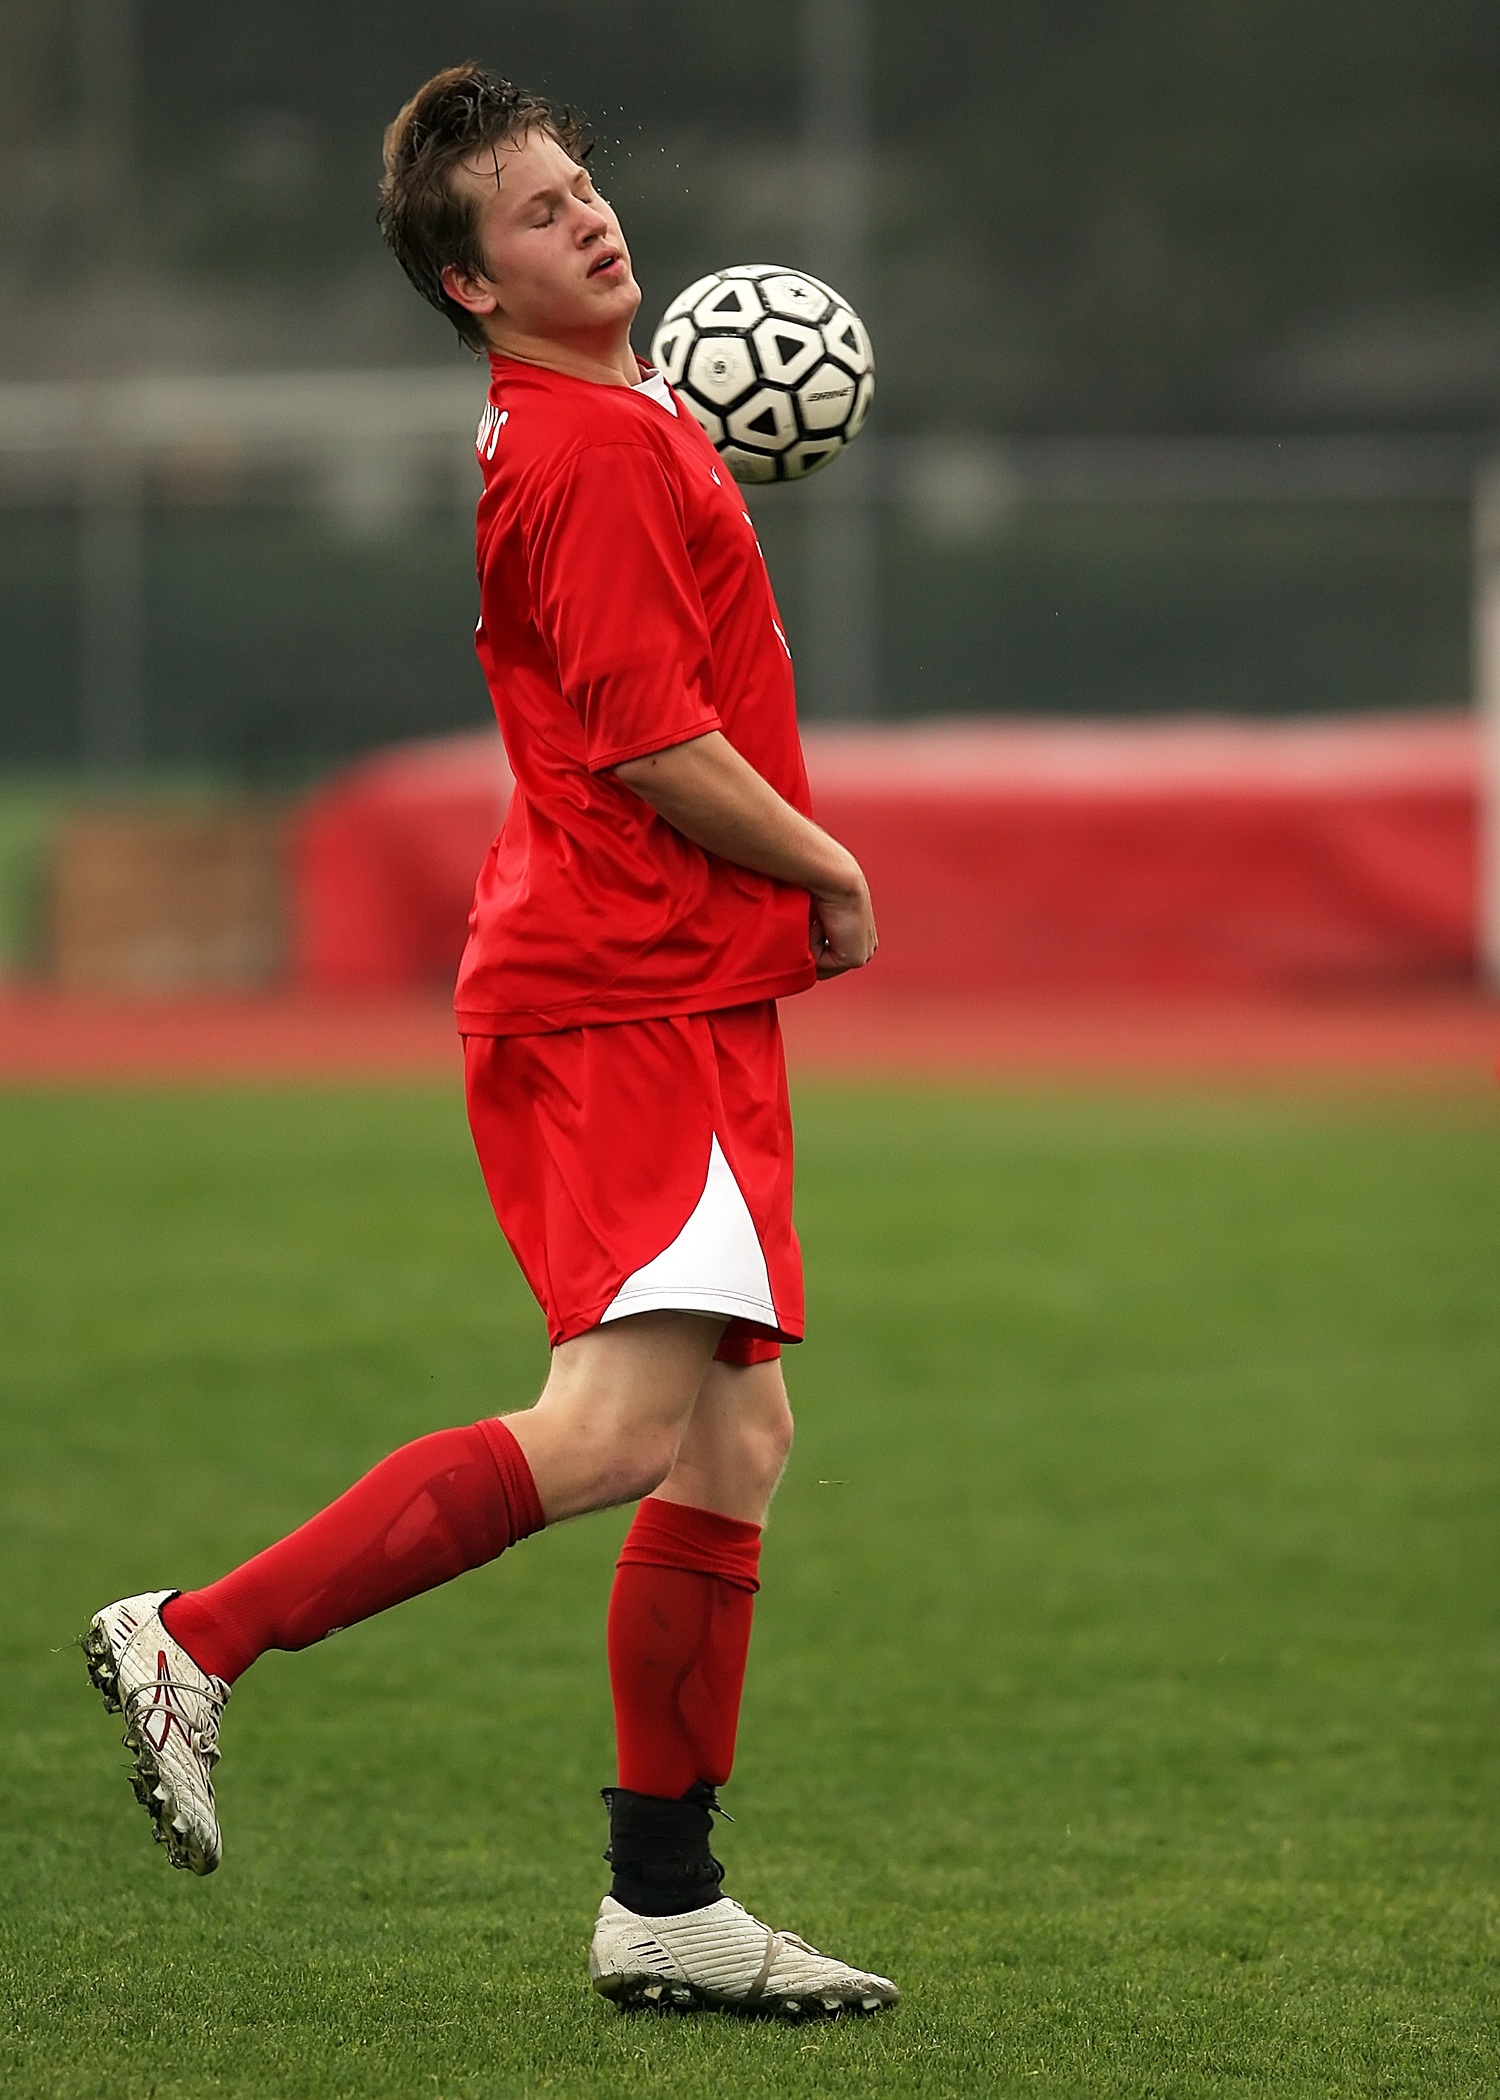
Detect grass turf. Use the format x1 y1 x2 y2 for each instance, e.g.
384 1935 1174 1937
1 1082 1497 2098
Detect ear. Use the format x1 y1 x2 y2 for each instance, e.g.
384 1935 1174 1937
440 262 500 321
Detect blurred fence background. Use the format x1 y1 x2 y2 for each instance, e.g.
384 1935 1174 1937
1 392 1482 776
2 0 1499 991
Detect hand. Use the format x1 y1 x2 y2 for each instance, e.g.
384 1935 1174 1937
610 731 878 976
810 880 877 979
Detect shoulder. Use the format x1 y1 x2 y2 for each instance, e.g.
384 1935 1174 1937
485 364 677 486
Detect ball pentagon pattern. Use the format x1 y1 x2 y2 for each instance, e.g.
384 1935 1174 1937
649 265 874 484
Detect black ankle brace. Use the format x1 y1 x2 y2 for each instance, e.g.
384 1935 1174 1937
601 1781 727 1917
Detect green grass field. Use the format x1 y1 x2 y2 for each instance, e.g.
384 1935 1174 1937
2 1082 1498 2098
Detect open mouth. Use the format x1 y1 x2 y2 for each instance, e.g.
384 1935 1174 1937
588 250 623 278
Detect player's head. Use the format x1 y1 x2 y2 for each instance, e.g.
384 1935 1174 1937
379 64 639 356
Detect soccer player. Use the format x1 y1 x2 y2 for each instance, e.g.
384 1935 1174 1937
82 64 896 2021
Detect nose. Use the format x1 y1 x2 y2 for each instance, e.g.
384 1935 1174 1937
576 198 611 242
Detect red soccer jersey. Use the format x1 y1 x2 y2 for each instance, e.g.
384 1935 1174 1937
454 353 818 1035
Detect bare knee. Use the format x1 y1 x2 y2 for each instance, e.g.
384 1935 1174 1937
658 1358 796 1522
508 1397 683 1519
589 1420 682 1508
503 1311 725 1523
742 1391 795 1501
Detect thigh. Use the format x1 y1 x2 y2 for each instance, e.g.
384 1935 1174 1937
465 1017 720 1346
465 1007 803 1354
706 1003 803 1355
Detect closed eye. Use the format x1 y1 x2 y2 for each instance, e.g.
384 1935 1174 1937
529 179 598 228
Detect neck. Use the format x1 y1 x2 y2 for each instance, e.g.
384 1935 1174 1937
487 325 640 388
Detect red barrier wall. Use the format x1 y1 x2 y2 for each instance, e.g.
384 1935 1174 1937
292 712 1478 995
292 732 511 991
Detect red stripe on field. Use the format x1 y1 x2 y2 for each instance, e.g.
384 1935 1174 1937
0 989 460 1082
0 984 1496 1087
781 980 1500 1087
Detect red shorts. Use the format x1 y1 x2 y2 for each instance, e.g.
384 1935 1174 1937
463 1001 802 1364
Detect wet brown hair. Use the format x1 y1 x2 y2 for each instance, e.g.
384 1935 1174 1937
378 63 591 353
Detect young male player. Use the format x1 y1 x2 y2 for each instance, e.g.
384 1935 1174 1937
82 63 896 2020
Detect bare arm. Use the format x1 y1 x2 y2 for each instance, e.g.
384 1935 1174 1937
612 730 876 977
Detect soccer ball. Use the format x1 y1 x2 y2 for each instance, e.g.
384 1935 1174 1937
648 265 874 484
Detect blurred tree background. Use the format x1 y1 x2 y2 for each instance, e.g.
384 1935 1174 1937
1 0 1498 766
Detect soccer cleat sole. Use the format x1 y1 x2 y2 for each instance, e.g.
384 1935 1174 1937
80 1619 123 1713
80 1619 219 1877
595 1973 893 2021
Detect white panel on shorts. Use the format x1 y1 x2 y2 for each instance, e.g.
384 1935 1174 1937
599 1134 776 1328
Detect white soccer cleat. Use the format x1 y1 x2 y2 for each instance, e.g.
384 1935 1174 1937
589 1893 900 2018
81 1589 229 1876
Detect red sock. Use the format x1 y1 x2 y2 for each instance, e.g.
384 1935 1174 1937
160 1418 543 1684
607 1497 763 1798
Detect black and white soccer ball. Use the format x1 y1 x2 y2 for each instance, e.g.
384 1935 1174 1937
648 265 874 484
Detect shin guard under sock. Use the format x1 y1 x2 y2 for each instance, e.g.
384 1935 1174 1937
160 1417 543 1683
607 1496 763 1804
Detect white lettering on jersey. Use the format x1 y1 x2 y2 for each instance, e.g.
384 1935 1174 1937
476 405 509 461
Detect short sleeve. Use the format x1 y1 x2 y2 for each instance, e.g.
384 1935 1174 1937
523 441 722 772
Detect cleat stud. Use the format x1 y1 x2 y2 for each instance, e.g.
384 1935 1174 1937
859 1996 880 2013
